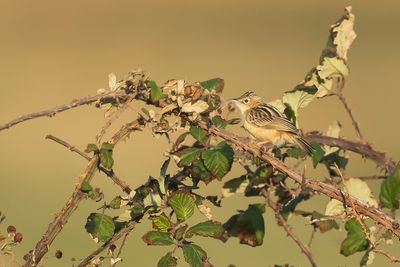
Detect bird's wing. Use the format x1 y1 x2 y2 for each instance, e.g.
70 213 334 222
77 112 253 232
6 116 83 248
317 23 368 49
247 104 299 134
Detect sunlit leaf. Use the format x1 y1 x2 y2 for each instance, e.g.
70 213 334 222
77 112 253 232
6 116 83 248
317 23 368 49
80 181 93 193
190 127 207 143
149 80 163 103
100 142 114 169
177 147 202 167
152 213 172 232
200 78 224 93
169 192 196 221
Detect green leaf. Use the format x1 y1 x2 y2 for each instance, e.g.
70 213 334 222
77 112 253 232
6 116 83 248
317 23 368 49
130 203 145 220
169 192 196 221
177 147 202 167
182 243 211 267
109 196 122 209
80 181 93 193
190 127 207 143
221 176 249 198
340 219 369 256
202 141 234 179
141 107 151 118
100 142 114 169
142 231 174 246
380 165 400 209
85 213 115 242
158 252 178 267
149 80 163 103
211 116 227 129
85 143 98 153
152 213 172 232
311 142 324 168
200 78 224 93
286 147 306 159
223 204 265 247
186 221 228 242
282 87 315 123
297 211 339 233
191 160 213 184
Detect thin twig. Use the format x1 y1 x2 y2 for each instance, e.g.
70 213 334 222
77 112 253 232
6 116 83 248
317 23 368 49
45 134 133 194
202 124 400 237
22 156 99 267
373 248 400 263
261 189 317 267
78 221 136 267
308 229 316 248
337 91 364 142
112 233 130 267
0 91 129 132
305 133 396 173
23 118 145 267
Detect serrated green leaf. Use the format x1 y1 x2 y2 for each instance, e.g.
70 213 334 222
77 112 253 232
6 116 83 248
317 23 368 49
340 219 369 256
85 143 98 153
190 127 207 143
177 147 202 167
223 204 265 247
158 252 178 267
142 231 174 246
169 192 195 221
202 141 234 179
80 181 93 193
200 78 224 93
85 213 115 242
311 142 324 168
152 213 172 232
149 80 163 102
186 221 228 242
379 165 400 209
182 243 210 267
211 116 227 129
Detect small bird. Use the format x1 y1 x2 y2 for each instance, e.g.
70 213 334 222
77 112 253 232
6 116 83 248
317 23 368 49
230 91 313 155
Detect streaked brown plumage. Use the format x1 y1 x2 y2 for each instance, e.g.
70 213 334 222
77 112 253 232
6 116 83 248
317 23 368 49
231 91 313 155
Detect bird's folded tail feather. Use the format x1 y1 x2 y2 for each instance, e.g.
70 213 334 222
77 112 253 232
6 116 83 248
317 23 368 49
292 136 314 156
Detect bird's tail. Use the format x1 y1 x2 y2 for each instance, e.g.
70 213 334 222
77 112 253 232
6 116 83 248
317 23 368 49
292 135 314 156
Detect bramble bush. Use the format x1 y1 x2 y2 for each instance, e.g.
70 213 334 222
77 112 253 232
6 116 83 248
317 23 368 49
1 6 399 267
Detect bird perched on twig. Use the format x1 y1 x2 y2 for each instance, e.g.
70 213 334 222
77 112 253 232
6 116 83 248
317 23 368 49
230 91 313 155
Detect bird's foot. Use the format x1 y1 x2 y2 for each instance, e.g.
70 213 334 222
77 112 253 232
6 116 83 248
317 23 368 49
257 142 275 157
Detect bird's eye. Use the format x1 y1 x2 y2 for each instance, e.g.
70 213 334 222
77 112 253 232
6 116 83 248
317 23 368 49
243 98 249 104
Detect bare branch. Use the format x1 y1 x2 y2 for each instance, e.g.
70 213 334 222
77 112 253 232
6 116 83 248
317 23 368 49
23 118 145 267
306 133 396 173
78 221 136 267
0 91 129 132
262 189 317 267
203 124 400 237
22 156 99 267
336 91 364 141
374 248 400 263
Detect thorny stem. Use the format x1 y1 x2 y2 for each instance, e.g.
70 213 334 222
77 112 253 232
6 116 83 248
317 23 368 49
23 118 145 267
45 134 133 194
337 91 364 142
202 124 400 237
0 91 129 132
262 189 317 267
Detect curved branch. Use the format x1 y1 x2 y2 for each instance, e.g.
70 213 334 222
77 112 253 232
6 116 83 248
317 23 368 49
77 221 136 267
203 125 400 237
0 91 128 132
262 189 317 267
306 133 396 173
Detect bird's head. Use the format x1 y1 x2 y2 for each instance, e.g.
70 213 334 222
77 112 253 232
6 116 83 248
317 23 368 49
230 91 262 113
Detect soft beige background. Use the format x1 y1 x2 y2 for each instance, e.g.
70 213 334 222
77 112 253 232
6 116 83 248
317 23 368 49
1 1 399 266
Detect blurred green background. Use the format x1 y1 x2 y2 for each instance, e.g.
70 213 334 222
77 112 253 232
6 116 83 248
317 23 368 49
1 1 399 266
